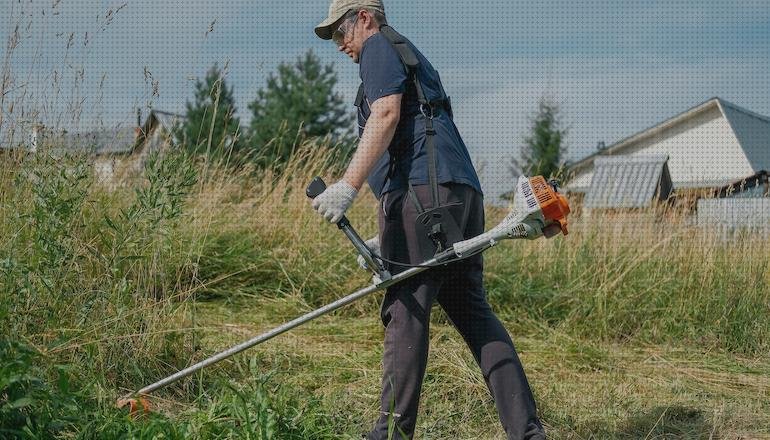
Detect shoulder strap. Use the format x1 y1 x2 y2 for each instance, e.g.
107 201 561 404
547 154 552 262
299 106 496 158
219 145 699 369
379 25 439 207
354 83 365 108
379 25 428 107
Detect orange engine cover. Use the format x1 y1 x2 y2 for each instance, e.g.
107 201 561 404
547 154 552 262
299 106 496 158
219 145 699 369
529 176 571 235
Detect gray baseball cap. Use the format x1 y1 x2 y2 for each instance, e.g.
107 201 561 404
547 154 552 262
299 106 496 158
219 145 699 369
315 0 385 40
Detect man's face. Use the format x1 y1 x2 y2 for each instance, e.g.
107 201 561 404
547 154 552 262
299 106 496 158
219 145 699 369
333 11 367 64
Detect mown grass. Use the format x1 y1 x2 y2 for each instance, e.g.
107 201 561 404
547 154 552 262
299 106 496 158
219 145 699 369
1 144 769 439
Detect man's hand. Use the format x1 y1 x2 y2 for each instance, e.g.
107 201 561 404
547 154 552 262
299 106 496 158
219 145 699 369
357 236 380 270
311 180 358 223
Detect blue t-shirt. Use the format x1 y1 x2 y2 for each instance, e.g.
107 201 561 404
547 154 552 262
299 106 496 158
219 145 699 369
356 31 482 199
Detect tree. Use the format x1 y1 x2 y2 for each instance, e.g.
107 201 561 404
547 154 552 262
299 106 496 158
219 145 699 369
510 99 567 179
180 64 241 157
247 49 353 167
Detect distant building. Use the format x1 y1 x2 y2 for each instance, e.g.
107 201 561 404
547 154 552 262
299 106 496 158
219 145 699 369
583 155 673 209
696 170 770 234
567 97 770 194
1 110 185 184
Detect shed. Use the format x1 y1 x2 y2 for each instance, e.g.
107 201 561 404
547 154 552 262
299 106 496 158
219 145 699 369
697 198 770 233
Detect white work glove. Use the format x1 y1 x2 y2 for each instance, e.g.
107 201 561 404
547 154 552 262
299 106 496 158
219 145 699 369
356 236 381 270
311 180 358 223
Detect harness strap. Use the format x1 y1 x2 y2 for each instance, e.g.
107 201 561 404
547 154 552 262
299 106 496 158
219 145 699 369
380 25 445 209
407 183 425 214
379 26 420 69
424 114 440 208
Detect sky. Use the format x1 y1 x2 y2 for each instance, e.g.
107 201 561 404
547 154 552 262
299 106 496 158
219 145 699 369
2 0 768 204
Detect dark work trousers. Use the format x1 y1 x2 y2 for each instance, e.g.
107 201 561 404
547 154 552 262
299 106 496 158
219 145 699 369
366 183 545 440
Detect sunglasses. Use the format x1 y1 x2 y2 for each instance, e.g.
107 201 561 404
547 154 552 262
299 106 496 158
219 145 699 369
332 11 359 46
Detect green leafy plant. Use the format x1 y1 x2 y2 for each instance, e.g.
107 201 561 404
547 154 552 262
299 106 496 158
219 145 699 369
100 150 197 293
0 338 79 439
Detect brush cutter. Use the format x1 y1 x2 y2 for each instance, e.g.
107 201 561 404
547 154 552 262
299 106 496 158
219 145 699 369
117 175 570 413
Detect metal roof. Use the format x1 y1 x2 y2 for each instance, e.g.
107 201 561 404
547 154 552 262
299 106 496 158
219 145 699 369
39 126 138 155
584 155 672 209
74 127 137 154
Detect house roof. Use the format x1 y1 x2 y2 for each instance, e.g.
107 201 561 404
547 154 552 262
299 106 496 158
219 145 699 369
584 155 672 209
1 109 185 155
149 110 185 132
712 170 769 198
569 97 770 176
68 126 138 155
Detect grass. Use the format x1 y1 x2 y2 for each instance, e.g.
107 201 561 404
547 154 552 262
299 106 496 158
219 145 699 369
193 296 770 439
3 2 765 438
1 143 769 439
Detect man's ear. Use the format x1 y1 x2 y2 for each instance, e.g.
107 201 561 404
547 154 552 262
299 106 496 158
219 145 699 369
360 10 375 29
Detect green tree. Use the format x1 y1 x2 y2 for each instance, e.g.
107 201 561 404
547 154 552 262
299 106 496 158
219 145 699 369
247 49 353 167
511 99 567 179
181 64 241 157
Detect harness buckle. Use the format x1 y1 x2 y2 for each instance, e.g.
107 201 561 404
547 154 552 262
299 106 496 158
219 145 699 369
419 103 434 120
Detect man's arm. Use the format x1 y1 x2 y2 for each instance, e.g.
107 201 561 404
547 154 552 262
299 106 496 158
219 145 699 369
342 93 402 191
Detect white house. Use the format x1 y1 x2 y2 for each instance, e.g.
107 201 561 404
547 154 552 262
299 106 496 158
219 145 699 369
2 110 185 183
568 97 770 194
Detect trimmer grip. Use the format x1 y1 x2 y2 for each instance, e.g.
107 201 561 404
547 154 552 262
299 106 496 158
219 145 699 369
306 177 327 199
306 176 350 228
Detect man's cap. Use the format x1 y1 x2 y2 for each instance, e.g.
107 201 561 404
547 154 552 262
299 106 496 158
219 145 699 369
314 0 385 40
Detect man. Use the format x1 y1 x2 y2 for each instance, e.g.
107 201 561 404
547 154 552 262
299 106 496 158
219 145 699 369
311 1 546 439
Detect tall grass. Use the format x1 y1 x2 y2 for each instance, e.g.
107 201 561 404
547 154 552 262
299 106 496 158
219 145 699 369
484 207 770 354
2 140 768 437
0 141 370 437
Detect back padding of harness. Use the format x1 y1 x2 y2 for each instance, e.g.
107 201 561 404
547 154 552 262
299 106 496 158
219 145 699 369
379 25 420 70
358 25 463 264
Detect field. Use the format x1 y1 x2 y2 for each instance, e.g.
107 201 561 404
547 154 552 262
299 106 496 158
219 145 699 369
1 146 769 439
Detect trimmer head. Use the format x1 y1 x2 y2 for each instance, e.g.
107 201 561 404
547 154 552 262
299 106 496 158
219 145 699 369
116 397 150 417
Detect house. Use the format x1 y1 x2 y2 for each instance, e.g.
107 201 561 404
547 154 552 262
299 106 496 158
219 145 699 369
3 110 185 183
567 97 770 197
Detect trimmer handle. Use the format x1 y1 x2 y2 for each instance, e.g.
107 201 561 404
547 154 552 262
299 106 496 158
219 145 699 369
305 176 328 199
306 176 350 227
306 176 391 282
